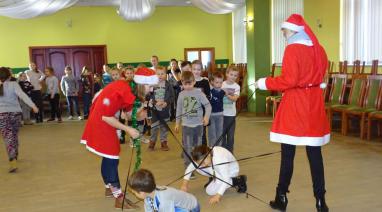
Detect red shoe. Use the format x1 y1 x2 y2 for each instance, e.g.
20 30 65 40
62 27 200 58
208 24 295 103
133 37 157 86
160 141 169 151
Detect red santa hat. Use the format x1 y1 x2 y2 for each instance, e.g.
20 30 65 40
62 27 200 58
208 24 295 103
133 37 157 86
282 14 327 81
134 67 158 85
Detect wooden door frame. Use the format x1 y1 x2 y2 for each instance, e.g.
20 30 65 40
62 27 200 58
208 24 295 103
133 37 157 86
29 45 108 65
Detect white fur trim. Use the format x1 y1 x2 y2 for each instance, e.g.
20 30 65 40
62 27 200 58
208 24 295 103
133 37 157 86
288 39 313 46
80 140 120 159
320 83 327 89
281 22 304 32
270 132 330 146
134 74 158 85
257 78 268 90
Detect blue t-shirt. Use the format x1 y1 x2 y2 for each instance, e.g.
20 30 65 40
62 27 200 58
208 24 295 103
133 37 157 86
210 88 225 113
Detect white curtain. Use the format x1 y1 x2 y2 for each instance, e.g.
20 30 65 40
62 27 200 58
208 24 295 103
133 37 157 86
341 0 382 64
271 0 304 64
0 0 79 19
118 0 156 21
191 0 245 14
232 6 247 63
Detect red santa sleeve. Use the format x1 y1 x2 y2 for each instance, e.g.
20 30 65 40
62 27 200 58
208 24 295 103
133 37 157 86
257 45 299 91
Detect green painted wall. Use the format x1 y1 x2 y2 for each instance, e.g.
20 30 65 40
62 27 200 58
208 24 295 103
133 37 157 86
0 6 232 68
305 0 340 63
246 0 272 113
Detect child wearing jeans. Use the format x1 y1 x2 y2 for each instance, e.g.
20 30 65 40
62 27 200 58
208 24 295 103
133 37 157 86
60 66 81 120
17 73 34 125
148 66 174 151
45 67 62 123
208 72 225 146
222 65 240 153
191 60 211 146
129 169 200 212
175 71 211 169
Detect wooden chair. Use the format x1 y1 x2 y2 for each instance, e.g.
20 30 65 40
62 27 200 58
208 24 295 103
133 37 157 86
367 84 382 140
371 60 379 75
326 74 348 129
342 75 382 139
265 64 282 117
351 60 365 74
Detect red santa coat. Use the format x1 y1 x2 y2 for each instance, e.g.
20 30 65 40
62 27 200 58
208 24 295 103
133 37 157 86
80 80 135 159
258 44 330 146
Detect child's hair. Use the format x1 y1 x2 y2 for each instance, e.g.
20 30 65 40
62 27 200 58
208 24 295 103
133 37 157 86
226 65 239 74
191 60 203 68
17 72 26 80
65 66 72 71
110 68 120 74
151 55 159 60
170 58 177 64
210 72 224 82
191 145 212 162
128 169 156 193
180 61 191 69
81 66 89 76
0 67 12 96
137 63 147 68
45 67 54 75
156 66 166 72
181 71 195 84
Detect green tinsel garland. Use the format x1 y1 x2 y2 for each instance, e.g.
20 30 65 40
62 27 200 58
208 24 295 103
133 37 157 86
129 81 142 171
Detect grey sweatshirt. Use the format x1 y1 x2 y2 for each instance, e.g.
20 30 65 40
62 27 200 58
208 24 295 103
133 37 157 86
45 76 59 95
176 88 211 127
60 75 79 96
0 81 36 113
144 186 199 212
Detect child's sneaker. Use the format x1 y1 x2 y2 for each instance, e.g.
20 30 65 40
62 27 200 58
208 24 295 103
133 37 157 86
57 118 63 123
47 118 55 122
68 116 74 120
115 194 139 210
77 116 83 120
190 172 196 180
24 120 33 125
105 188 113 198
9 160 17 173
141 136 150 144
160 141 169 151
148 141 155 151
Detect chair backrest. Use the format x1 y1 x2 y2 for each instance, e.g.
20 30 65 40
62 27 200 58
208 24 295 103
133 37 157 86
327 61 334 74
339 61 348 74
329 74 347 105
371 60 379 75
352 60 360 74
364 75 382 109
347 74 367 107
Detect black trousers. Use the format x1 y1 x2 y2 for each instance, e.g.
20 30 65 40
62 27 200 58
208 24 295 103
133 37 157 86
49 94 61 119
277 143 326 198
30 90 43 122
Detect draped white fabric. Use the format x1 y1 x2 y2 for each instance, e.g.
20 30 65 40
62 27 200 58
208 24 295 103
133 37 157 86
118 0 156 21
0 0 79 19
341 0 382 64
232 6 247 63
191 0 245 14
271 0 304 64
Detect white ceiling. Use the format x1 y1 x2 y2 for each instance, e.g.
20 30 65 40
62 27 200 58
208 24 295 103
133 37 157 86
76 0 192 7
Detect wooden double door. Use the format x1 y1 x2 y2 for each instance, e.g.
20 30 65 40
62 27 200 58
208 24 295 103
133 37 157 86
29 45 107 80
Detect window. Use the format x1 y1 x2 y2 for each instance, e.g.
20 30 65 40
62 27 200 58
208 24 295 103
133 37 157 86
232 6 247 63
271 0 304 64
340 0 382 64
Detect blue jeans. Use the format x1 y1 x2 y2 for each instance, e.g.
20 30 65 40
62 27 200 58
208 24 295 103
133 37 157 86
101 157 120 188
82 93 91 117
66 96 81 116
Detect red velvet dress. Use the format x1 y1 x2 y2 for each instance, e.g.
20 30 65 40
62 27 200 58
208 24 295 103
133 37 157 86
81 80 135 159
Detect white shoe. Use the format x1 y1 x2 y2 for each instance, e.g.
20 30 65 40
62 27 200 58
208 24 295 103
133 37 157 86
141 137 150 144
78 116 83 120
68 116 74 120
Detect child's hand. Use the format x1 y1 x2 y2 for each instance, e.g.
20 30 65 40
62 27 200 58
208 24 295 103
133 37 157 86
32 106 39 114
175 124 179 133
209 194 222 205
180 180 188 192
127 128 140 139
203 117 209 126
161 102 167 108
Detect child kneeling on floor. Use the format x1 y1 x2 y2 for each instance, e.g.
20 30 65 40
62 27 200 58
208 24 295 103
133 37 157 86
180 145 247 204
129 169 200 212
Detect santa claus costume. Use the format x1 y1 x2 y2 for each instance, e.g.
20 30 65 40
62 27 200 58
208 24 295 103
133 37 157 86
81 67 158 210
257 14 330 212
